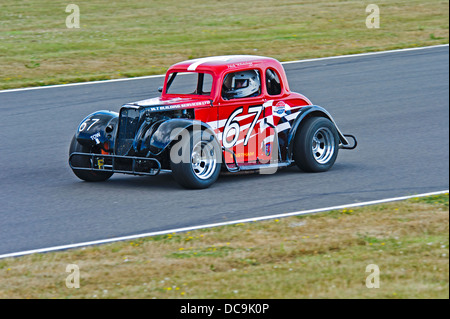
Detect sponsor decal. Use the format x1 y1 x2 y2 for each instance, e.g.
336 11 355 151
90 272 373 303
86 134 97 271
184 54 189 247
227 62 255 69
265 142 272 156
97 158 104 170
274 101 286 115
147 100 210 112
235 152 255 159
90 132 101 144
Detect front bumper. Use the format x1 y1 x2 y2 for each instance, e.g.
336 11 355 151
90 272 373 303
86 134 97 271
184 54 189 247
69 152 162 176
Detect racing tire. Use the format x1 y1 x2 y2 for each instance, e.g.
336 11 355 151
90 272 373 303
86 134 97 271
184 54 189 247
293 117 339 172
170 130 221 189
69 134 114 182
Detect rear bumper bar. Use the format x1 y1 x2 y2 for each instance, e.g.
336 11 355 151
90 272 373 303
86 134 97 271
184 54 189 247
69 152 162 176
340 134 358 150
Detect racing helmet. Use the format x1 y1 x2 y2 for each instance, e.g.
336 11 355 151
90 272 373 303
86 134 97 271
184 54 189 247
225 70 260 98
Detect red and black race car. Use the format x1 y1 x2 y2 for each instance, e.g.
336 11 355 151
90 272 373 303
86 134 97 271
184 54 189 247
69 55 357 188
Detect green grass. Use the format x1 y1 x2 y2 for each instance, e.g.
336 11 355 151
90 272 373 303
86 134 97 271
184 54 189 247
0 0 448 89
410 194 449 207
0 194 448 299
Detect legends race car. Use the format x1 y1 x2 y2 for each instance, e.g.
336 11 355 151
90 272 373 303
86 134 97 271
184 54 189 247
69 55 357 189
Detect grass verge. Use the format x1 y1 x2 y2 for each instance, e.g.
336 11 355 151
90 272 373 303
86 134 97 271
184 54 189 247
0 0 448 89
0 194 448 299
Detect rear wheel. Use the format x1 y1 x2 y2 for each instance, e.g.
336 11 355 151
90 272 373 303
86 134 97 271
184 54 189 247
170 130 221 189
69 135 113 182
293 117 339 172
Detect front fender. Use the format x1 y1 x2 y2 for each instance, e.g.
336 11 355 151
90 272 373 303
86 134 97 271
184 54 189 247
75 110 119 149
140 119 218 155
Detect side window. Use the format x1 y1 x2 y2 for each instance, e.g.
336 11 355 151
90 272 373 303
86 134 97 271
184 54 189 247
266 69 282 96
222 69 261 100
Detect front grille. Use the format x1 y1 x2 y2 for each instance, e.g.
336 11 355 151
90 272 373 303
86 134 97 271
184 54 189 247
115 107 140 155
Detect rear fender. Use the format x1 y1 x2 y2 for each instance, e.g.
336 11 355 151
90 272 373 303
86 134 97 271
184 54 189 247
75 110 119 150
287 105 349 159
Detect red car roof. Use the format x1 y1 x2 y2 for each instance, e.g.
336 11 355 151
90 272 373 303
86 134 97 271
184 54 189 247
168 55 282 75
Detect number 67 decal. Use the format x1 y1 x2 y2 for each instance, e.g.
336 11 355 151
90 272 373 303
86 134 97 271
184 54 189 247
222 105 263 149
79 118 100 132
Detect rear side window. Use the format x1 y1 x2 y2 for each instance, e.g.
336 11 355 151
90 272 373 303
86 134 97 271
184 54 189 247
266 69 282 96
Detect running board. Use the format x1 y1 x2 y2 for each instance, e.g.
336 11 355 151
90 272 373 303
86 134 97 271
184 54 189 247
222 147 291 173
238 161 292 172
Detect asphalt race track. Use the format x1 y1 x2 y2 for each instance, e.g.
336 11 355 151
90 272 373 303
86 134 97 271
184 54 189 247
0 46 448 256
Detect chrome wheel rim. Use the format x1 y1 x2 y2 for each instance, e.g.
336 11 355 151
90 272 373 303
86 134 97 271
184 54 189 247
191 141 217 180
312 127 335 164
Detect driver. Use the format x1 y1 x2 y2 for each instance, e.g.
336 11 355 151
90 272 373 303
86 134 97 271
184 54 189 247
223 70 260 99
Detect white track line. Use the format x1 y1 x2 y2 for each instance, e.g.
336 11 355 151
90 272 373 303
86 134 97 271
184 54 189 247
0 190 447 259
0 74 166 94
281 43 449 65
0 44 448 94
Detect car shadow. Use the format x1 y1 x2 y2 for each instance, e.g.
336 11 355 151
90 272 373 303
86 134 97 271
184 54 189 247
69 162 358 190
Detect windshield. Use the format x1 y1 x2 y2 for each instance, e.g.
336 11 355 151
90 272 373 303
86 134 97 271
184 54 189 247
165 72 213 96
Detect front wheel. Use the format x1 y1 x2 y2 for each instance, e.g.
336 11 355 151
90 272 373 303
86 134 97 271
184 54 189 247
69 134 113 182
293 117 339 172
170 130 221 189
